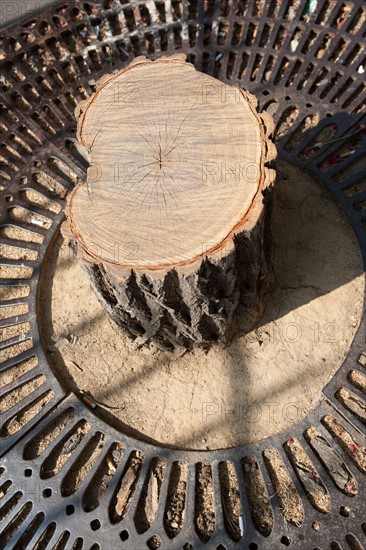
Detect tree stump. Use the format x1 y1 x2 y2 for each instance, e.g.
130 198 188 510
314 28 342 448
64 54 276 351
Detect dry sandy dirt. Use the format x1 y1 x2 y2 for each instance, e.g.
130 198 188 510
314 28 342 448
38 159 364 450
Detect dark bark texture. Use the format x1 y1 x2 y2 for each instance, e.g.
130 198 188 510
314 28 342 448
74 190 273 352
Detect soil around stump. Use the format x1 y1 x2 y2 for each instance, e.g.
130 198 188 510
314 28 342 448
38 160 364 450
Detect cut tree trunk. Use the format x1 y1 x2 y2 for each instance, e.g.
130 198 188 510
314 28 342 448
63 54 276 351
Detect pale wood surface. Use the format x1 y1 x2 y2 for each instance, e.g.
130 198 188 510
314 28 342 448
68 55 269 270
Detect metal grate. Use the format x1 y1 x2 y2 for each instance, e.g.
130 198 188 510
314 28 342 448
0 0 365 548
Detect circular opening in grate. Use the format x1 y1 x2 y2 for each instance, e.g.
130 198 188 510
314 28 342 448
120 530 129 541
90 518 101 531
66 504 75 516
38 158 364 450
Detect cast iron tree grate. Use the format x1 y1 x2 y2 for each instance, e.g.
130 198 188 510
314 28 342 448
0 0 365 548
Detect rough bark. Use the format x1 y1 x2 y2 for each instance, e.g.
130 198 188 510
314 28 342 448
71 197 272 350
